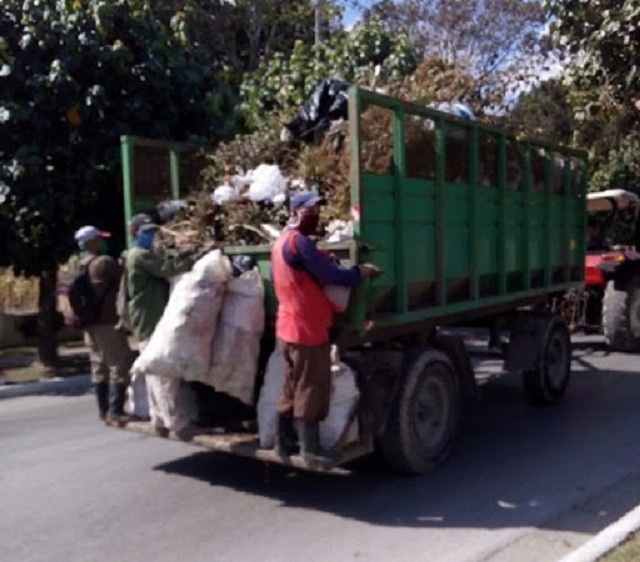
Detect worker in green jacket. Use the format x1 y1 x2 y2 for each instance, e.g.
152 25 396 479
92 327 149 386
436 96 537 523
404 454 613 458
126 220 199 437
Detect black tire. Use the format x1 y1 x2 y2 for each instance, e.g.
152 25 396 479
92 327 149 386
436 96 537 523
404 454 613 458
522 316 571 405
602 276 640 352
379 349 461 474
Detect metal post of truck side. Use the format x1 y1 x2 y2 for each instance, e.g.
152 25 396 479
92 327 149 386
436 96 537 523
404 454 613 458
121 135 135 248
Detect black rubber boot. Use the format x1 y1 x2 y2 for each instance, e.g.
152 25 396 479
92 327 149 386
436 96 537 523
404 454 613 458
107 383 130 424
275 412 299 457
298 421 337 465
95 382 109 421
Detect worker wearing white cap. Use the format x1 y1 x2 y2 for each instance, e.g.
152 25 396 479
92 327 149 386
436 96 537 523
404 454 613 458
73 225 135 422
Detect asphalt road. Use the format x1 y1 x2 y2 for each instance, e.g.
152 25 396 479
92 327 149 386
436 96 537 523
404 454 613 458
2 335 640 562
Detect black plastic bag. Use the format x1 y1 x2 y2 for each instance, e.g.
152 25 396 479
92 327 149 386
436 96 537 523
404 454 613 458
285 79 349 142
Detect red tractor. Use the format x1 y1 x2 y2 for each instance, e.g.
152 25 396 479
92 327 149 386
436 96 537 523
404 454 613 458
571 189 640 351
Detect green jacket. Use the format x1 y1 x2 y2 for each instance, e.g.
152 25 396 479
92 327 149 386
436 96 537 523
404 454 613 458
126 246 196 341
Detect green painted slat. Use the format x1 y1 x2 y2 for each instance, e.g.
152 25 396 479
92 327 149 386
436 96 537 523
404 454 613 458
497 135 507 295
544 151 553 286
470 127 479 299
169 149 180 200
393 107 408 313
435 117 446 306
121 135 135 247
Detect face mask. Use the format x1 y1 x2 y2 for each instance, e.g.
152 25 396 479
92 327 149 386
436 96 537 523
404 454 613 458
297 213 320 236
137 229 156 250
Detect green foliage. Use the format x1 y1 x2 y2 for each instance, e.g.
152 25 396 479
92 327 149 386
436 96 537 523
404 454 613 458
0 0 235 275
546 0 640 192
239 16 418 130
149 0 343 83
547 0 640 105
509 80 574 144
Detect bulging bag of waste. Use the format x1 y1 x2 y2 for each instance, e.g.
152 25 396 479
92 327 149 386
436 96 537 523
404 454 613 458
285 78 350 142
257 346 360 450
132 250 232 382
248 164 286 202
257 348 285 448
212 184 239 205
208 268 265 406
319 359 360 449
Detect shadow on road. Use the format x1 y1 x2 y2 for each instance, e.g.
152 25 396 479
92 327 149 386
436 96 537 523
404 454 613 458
153 362 640 533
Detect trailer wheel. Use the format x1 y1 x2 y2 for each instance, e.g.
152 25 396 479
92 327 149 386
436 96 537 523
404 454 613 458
522 316 571 405
379 349 460 474
603 276 640 352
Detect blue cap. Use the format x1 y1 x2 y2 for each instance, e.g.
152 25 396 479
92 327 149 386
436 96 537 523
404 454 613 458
290 191 325 212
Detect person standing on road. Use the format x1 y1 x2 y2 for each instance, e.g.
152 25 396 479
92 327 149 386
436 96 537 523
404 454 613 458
270 191 381 463
126 222 199 438
74 225 135 422
115 213 155 419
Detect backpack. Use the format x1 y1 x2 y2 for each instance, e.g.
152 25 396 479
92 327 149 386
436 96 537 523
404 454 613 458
58 258 102 329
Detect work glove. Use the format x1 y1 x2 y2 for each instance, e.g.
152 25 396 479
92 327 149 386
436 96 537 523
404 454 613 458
358 263 383 279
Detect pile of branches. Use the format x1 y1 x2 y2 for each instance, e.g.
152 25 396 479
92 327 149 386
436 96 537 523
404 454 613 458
158 73 481 249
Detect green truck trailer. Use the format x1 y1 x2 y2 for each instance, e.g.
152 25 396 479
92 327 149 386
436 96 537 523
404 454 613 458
115 87 588 474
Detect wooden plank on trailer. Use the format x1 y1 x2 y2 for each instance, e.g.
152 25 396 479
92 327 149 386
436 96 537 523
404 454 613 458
110 421 372 474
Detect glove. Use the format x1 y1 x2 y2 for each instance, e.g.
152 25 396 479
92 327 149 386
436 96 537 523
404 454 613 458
358 263 383 278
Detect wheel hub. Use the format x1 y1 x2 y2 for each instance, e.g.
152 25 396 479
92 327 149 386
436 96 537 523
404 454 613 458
546 333 568 389
413 374 450 450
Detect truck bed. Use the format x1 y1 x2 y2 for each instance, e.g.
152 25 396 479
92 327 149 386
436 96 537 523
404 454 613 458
109 419 373 473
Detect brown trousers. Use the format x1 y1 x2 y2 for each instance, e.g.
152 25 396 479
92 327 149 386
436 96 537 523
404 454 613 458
278 340 331 423
84 325 134 385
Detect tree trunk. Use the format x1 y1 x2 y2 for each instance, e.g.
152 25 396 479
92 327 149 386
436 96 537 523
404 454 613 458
38 269 58 368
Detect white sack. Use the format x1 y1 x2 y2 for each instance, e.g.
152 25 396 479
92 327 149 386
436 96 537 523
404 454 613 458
146 374 197 432
257 348 285 448
125 371 149 419
319 361 360 449
208 268 265 405
257 346 360 450
132 250 232 382
248 164 286 202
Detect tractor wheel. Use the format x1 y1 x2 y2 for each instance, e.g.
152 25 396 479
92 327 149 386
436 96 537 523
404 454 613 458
522 315 571 405
379 349 461 474
602 276 640 352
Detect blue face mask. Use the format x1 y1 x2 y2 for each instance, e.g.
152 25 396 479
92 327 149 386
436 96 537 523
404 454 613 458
137 229 156 250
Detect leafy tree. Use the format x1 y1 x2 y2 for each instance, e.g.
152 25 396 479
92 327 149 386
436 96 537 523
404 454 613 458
362 0 551 110
509 79 574 144
150 0 343 82
240 16 419 130
0 0 234 364
546 0 640 192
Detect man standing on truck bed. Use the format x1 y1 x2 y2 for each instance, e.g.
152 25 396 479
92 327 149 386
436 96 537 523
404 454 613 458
125 220 201 438
74 225 135 422
271 191 380 463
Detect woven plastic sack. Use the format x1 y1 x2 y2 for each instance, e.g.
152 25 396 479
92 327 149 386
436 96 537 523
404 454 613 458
257 346 360 449
257 348 285 448
132 250 232 382
207 268 265 405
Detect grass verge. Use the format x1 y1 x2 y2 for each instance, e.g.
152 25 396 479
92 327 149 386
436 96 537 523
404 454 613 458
599 531 640 561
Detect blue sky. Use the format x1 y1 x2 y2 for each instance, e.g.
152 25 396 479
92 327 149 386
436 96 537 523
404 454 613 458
339 0 374 27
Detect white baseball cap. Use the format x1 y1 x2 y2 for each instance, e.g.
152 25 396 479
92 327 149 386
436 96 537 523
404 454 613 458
74 225 111 244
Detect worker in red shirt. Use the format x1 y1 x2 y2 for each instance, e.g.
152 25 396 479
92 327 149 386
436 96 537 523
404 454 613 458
271 191 380 463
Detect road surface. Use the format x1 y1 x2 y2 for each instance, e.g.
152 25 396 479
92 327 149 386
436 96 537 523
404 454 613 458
2 335 639 562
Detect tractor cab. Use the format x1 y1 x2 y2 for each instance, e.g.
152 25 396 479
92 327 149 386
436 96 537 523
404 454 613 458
586 189 640 251
586 189 640 285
